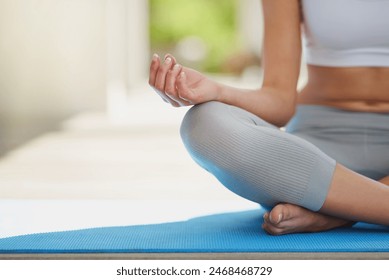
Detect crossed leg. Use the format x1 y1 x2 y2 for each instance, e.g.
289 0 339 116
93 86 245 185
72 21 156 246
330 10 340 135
180 101 389 235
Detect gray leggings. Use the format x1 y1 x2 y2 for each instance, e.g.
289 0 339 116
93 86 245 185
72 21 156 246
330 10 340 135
180 101 389 211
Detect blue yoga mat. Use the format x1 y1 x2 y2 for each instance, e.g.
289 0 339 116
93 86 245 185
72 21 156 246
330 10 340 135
0 209 388 254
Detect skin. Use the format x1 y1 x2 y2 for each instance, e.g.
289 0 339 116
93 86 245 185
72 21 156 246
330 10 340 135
149 0 389 235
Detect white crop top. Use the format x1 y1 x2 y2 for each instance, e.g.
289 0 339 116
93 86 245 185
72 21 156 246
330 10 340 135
301 0 389 67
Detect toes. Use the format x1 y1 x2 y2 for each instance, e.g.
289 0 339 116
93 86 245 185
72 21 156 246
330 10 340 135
263 211 281 226
261 204 299 235
267 204 289 226
262 211 287 235
262 203 348 235
269 211 283 225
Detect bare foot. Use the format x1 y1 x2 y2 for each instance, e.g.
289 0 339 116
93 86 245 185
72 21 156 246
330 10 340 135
262 203 355 235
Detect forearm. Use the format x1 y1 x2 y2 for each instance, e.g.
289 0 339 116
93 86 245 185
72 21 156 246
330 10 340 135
216 83 297 127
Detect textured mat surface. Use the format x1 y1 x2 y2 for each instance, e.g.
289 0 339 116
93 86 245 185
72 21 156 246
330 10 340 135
0 209 389 254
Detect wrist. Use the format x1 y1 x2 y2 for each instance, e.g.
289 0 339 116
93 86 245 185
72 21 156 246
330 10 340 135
214 82 237 104
214 82 225 102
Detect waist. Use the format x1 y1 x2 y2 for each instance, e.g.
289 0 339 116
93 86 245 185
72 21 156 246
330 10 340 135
298 65 389 113
287 104 389 133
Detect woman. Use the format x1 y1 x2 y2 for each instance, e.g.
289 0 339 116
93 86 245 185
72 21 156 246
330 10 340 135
148 0 389 235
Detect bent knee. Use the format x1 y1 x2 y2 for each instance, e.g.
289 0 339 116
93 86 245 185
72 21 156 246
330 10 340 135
180 101 276 163
180 101 230 150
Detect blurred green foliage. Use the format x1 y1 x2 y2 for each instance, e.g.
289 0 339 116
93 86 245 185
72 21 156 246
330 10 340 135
150 0 238 72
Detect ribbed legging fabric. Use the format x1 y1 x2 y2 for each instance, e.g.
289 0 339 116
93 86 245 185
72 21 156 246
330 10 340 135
180 101 336 211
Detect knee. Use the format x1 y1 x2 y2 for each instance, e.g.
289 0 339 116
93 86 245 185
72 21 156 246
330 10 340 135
180 101 231 157
180 101 272 167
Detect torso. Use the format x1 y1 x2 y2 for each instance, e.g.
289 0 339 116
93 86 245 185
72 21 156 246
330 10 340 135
298 66 389 112
299 0 389 113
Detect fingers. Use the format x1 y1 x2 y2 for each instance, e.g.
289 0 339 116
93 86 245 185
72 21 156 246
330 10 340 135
165 63 181 96
164 53 177 65
149 53 191 107
149 53 176 84
148 53 160 86
165 65 192 106
155 56 174 91
149 54 176 105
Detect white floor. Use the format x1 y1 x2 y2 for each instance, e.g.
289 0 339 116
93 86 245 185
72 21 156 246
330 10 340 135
0 83 259 238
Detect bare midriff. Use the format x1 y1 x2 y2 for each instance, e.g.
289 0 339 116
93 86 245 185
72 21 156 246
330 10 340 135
298 65 389 113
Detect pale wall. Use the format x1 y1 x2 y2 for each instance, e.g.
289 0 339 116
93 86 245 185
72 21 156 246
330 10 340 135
0 0 107 153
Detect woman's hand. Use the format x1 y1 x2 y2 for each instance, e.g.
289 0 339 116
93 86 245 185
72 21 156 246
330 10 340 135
148 54 220 107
